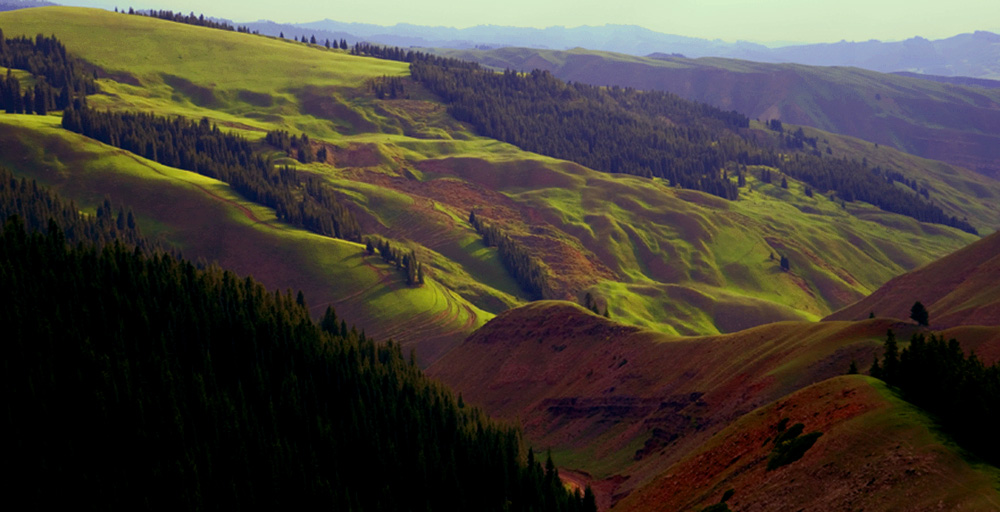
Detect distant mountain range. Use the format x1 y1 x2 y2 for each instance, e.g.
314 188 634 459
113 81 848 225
0 0 55 11
242 19 1000 79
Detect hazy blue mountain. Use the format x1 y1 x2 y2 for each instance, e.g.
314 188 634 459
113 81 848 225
0 0 55 11
245 18 1000 79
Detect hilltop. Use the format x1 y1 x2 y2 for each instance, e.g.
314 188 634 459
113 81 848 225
826 230 1000 328
0 7 992 353
3 6 1000 510
428 301 1000 509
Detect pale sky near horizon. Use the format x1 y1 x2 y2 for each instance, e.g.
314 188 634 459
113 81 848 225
55 0 1000 44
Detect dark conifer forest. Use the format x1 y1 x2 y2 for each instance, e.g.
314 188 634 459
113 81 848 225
61 106 362 240
470 210 549 300
0 28 97 113
1 171 594 511
403 56 977 233
869 330 1000 465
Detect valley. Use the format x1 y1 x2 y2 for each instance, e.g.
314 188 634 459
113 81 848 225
1 5 999 511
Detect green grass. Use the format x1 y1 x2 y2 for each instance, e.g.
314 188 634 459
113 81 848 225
0 114 489 363
0 6 984 341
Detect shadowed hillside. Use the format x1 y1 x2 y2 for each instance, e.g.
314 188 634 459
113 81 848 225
1 7 985 348
428 302 1000 509
443 47 1000 179
826 230 1000 328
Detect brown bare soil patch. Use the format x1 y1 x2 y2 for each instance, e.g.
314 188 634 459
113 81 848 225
346 163 615 299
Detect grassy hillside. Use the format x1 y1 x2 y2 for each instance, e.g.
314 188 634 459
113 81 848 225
827 230 1000 328
442 46 1000 180
428 301 1000 509
0 114 488 363
0 6 985 343
615 376 1000 511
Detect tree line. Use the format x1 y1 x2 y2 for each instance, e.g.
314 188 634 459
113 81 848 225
264 129 329 164
412 61 748 200
395 54 977 232
0 166 167 254
470 210 549 300
778 154 976 233
62 106 362 240
121 7 258 34
1 169 594 511
867 330 999 465
366 236 425 286
0 29 97 113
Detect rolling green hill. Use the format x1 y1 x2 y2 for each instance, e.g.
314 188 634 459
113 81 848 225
0 6 990 347
4 7 1000 510
440 46 1000 180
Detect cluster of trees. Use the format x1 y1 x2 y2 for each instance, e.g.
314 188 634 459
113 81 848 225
365 236 425 286
868 330 999 465
412 62 749 200
0 30 97 113
264 129 327 164
287 33 349 50
61 106 361 240
121 7 258 34
873 166 930 199
780 154 976 233
370 75 407 99
0 166 164 253
389 51 976 232
351 42 481 70
2 177 595 511
470 210 549 300
765 418 823 471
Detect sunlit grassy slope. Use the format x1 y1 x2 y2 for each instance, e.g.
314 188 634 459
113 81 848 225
0 6 983 343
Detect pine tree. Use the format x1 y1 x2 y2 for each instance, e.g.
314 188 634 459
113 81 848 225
882 329 899 384
869 358 882 379
910 301 929 326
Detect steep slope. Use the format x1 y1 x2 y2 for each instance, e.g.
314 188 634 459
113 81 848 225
428 302 1000 508
0 7 986 347
616 376 1000 511
0 115 488 362
826 230 1000 328
443 47 1000 179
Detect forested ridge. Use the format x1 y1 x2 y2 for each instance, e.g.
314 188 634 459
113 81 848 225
470 209 549 300
400 57 977 233
0 27 97 114
1 170 594 511
0 166 165 253
61 106 362 240
868 330 1000 465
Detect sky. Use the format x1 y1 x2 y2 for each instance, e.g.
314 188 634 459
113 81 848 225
56 0 1000 44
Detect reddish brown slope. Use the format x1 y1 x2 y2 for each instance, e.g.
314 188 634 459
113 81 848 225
427 302 902 507
616 376 1000 512
825 230 1000 327
429 302 1000 509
